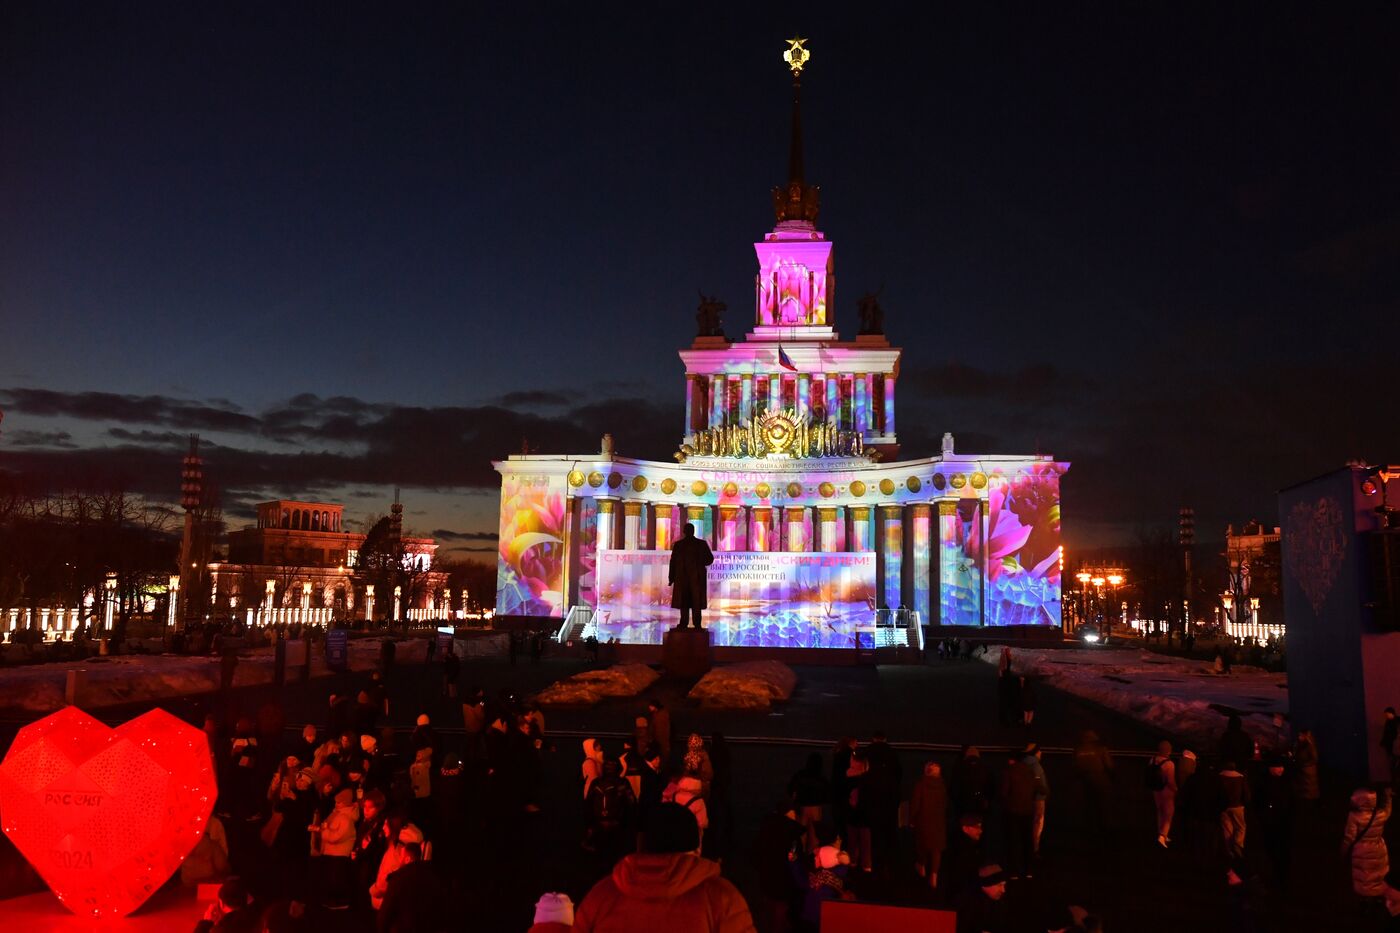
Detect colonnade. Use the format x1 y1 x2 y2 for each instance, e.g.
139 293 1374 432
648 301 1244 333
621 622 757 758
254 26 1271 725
569 495 979 624
685 371 896 436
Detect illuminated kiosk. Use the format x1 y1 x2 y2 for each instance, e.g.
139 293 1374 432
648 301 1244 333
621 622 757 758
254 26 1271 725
494 40 1068 651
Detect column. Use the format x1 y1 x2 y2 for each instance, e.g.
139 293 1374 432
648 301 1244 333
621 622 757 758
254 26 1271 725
393 586 402 621
655 503 675 551
849 506 874 552
710 374 724 428
854 372 868 434
817 507 840 553
167 576 180 629
741 374 754 423
684 376 695 433
301 582 312 612
597 499 618 553
365 585 376 623
686 504 711 546
883 373 896 436
750 506 774 551
910 503 932 625
878 505 904 610
785 506 807 552
768 373 780 411
826 375 840 426
623 501 643 550
798 373 811 418
718 506 740 551
812 374 826 419
865 374 876 432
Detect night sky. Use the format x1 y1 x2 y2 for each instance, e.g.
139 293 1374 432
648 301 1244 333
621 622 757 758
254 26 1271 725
3 4 1398 560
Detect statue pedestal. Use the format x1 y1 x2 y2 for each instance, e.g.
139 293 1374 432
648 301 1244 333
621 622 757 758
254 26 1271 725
662 627 714 679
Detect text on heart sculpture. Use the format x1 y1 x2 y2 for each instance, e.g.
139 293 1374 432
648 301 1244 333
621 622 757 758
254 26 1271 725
0 706 216 918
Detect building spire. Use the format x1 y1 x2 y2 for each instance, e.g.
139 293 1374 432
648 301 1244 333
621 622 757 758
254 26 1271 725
772 36 820 226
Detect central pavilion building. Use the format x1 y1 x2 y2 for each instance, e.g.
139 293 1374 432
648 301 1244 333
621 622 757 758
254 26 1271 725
495 41 1067 648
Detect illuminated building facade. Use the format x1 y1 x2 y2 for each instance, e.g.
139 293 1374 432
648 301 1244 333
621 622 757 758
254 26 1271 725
494 41 1068 647
210 498 448 624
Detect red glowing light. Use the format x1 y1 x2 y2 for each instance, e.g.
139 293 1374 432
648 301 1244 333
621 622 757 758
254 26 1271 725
0 706 215 918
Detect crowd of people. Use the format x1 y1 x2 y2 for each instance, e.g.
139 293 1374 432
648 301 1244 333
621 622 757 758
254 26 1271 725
165 643 1400 933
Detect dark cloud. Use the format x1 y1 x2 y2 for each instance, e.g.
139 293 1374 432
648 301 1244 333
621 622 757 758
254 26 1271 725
432 528 499 542
496 390 570 408
107 428 189 445
3 429 76 448
0 388 261 433
903 363 1094 400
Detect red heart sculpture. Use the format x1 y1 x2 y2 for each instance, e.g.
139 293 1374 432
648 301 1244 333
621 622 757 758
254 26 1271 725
0 706 215 918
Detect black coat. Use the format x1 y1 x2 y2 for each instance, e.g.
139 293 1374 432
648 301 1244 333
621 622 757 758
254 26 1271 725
377 861 448 933
669 533 714 609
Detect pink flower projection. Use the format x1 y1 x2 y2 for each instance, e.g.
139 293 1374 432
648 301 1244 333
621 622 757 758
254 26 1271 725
0 707 215 918
496 475 567 617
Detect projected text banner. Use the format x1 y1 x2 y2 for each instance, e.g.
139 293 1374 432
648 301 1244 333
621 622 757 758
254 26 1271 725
595 550 877 648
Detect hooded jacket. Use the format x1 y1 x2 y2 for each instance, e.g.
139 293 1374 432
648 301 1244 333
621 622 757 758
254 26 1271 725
573 852 755 933
320 800 359 857
1342 788 1392 897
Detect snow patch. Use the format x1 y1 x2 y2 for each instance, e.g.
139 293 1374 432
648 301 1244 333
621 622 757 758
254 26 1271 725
688 661 798 710
533 663 661 707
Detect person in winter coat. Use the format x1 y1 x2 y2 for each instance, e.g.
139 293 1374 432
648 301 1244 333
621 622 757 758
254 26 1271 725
909 761 949 888
843 751 873 872
408 745 434 833
1022 744 1049 855
573 803 756 933
1256 758 1295 885
830 738 857 840
377 842 448 933
1148 740 1177 848
1342 786 1392 898
662 771 709 845
751 804 804 933
354 790 390 906
1019 676 1037 727
648 700 672 760
997 667 1021 728
1218 761 1250 861
194 878 258 933
787 752 829 851
586 757 637 858
940 813 986 902
1072 730 1114 836
1293 730 1320 802
312 787 359 909
371 822 426 911
955 746 992 818
582 738 606 799
955 864 1010 933
1001 753 1037 880
863 732 903 876
1218 715 1254 770
798 842 854 931
687 734 715 798
181 814 231 886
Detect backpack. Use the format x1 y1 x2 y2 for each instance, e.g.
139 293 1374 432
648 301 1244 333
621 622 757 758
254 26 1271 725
593 780 630 828
1144 758 1165 791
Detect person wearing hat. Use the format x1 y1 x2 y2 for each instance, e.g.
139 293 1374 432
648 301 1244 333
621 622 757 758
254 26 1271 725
954 864 1009 933
573 802 755 932
1000 753 1036 881
799 825 854 928
371 822 427 911
311 786 358 909
529 892 576 932
909 760 949 889
194 878 257 933
941 813 986 902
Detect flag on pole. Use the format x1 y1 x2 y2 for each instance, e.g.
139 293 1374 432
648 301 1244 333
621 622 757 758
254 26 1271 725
778 345 798 372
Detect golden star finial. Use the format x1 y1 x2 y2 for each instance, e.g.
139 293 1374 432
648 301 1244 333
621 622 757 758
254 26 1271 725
783 36 810 75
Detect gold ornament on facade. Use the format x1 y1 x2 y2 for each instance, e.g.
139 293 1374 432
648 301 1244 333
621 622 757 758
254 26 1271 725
819 482 835 498
950 473 967 489
723 481 739 497
970 472 987 489
932 473 947 491
678 406 874 462
755 482 771 499
691 480 708 497
632 475 648 492
661 478 677 494
879 478 896 496
607 472 623 489
907 477 922 493
567 470 585 488
587 471 604 488
786 482 803 499
849 480 866 497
